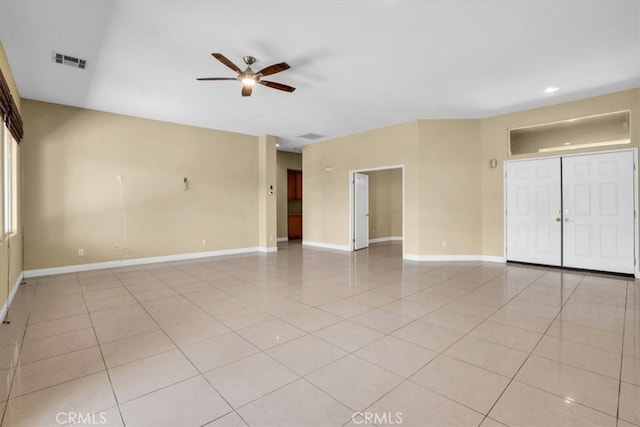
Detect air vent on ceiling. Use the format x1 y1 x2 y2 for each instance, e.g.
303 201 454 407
298 133 325 140
53 52 87 69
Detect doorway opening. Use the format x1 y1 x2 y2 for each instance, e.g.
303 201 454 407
349 165 404 256
287 169 303 240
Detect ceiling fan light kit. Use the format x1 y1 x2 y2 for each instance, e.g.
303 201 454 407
197 53 295 97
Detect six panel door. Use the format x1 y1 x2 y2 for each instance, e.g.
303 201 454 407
506 158 562 266
562 151 635 274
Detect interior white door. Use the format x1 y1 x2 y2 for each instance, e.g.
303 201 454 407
354 172 369 250
506 158 562 266
562 151 635 274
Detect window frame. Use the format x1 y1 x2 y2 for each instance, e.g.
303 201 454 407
3 123 17 237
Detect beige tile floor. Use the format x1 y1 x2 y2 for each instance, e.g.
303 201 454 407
0 241 638 426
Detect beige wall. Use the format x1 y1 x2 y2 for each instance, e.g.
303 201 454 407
302 121 420 253
363 169 402 239
13 48 640 272
302 119 481 256
303 88 639 259
0 41 23 313
418 119 482 255
276 151 302 239
480 88 640 257
22 100 261 269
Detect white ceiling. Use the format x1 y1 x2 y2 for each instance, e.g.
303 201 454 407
1 1 638 152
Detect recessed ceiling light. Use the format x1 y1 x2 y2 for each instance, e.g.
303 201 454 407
545 87 559 94
275 143 280 147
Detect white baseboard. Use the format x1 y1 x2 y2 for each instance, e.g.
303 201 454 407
403 254 506 263
302 241 351 251
0 271 23 321
369 236 403 244
23 245 507 278
24 246 266 278
276 237 288 242
481 255 507 263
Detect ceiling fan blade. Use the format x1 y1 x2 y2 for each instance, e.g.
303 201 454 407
196 77 237 81
212 53 241 73
242 85 253 97
259 80 296 93
256 62 290 77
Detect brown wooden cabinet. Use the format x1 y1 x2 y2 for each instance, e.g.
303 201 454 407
287 170 302 200
287 169 303 239
295 172 302 200
288 213 302 239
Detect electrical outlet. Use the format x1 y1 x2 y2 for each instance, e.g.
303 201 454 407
116 173 123 182
78 248 85 256
202 239 207 246
442 241 447 248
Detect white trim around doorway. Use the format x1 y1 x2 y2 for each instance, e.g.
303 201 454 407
348 165 405 256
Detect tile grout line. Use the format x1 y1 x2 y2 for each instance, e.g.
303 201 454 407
399 266 556 424
0 278 35 427
615 282 629 427
331 265 567 424
4 252 369 426
175 253 430 425
172 258 339 427
126 263 257 427
76 271 127 427
325 264 546 425
2 278 124 424
478 272 589 425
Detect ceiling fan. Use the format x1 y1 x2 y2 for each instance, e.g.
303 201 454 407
197 53 296 97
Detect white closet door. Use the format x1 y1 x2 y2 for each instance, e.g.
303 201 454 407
506 158 562 266
562 151 635 274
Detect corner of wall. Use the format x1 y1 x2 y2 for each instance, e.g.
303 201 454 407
258 135 278 249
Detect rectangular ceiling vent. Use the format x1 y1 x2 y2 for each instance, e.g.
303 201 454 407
53 52 87 69
298 132 325 140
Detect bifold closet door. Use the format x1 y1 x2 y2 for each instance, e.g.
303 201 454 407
506 158 562 266
562 151 635 274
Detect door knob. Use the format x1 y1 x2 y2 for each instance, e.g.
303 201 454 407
564 217 571 222
555 217 561 222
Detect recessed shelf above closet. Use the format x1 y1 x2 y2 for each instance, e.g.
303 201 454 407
509 110 630 155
